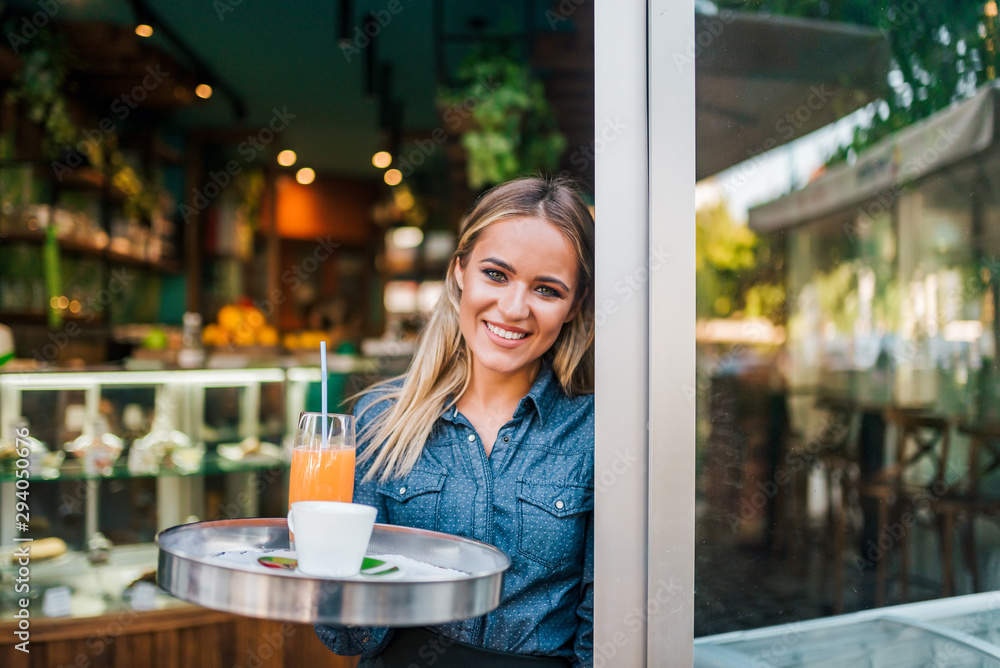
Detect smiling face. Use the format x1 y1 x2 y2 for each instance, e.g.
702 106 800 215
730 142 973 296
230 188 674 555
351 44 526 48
453 216 582 382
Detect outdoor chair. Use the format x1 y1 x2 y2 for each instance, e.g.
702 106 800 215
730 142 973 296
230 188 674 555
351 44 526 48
811 396 861 614
857 411 951 606
931 422 1000 596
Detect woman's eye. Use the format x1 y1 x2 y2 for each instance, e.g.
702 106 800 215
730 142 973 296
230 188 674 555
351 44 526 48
536 286 560 297
483 268 506 282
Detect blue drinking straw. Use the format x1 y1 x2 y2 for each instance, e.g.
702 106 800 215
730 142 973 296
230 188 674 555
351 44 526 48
320 340 328 447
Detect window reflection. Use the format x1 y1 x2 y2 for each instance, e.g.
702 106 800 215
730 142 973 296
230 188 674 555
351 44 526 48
695 0 1000 645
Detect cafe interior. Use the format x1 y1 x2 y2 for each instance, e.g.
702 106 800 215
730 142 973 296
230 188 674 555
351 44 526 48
0 0 594 664
5 0 1000 665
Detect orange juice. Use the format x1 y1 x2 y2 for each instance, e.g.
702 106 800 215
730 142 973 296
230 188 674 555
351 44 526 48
289 445 356 508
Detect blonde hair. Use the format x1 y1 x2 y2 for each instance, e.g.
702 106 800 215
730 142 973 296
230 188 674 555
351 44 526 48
358 176 595 482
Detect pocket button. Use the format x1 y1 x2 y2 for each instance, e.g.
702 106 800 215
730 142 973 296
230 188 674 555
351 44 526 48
399 487 406 494
555 500 564 510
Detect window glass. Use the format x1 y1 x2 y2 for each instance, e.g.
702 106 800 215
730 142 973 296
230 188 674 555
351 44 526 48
695 1 1000 646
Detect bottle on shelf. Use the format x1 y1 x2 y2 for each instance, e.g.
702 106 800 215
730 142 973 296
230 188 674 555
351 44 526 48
178 311 206 369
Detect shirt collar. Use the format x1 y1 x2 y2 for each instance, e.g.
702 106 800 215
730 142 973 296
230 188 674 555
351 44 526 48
518 362 558 427
442 362 561 428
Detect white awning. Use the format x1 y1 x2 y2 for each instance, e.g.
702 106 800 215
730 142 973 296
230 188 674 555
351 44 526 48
748 81 1000 232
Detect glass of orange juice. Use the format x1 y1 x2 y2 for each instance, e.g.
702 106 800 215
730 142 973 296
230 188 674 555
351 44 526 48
288 412 356 543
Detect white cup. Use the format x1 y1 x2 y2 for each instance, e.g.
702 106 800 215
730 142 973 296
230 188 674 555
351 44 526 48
287 501 377 577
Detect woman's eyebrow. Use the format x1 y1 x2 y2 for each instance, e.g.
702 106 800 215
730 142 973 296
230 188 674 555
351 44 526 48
480 257 570 293
536 275 570 293
480 256 515 273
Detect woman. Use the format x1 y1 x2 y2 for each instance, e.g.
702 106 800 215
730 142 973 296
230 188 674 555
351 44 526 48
316 176 595 667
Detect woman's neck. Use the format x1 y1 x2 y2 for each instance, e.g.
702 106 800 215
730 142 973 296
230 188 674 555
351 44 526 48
459 359 541 415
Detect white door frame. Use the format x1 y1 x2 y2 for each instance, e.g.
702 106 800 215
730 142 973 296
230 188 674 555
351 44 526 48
594 0 695 665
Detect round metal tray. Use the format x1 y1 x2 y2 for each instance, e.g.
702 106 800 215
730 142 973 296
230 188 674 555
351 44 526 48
155 518 510 626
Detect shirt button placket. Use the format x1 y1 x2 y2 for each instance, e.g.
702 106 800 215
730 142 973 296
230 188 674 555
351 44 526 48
467 434 476 442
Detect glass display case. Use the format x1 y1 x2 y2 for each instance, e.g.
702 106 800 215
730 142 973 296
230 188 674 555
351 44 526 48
0 359 377 621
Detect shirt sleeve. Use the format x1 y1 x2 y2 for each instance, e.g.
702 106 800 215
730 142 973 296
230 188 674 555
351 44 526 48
313 386 397 658
573 509 595 667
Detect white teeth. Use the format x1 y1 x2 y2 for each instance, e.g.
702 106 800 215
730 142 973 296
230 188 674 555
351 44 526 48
487 323 526 340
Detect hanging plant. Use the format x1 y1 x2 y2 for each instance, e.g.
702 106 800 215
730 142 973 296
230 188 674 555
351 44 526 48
437 47 567 189
5 32 79 157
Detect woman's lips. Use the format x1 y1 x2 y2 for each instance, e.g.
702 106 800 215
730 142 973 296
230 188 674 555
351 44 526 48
483 321 530 346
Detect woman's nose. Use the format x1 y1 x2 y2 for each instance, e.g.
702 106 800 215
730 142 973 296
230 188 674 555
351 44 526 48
498 287 530 321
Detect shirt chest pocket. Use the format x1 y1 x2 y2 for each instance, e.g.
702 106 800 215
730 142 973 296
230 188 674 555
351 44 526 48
377 471 446 532
516 481 593 569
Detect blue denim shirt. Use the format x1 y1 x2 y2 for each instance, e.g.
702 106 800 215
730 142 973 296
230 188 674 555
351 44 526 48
315 364 594 666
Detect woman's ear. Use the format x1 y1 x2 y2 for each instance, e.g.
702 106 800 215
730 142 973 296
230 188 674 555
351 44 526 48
453 260 465 292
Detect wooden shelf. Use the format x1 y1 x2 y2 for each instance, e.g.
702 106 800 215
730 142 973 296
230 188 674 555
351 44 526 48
2 230 180 272
56 166 129 202
0 311 107 325
3 230 107 256
2 230 46 244
60 236 109 256
58 166 106 191
106 249 182 273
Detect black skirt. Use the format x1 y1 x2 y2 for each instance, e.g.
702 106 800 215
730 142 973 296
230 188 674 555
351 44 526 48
357 627 573 668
